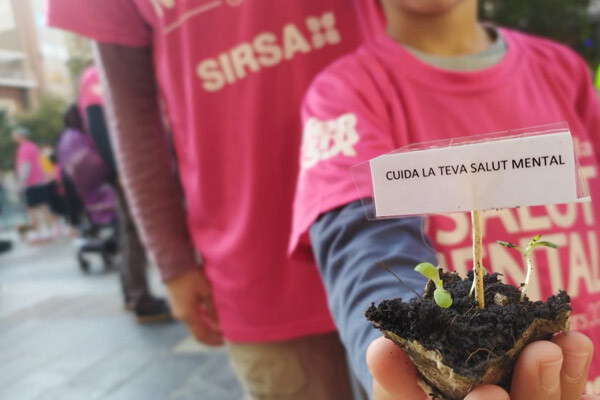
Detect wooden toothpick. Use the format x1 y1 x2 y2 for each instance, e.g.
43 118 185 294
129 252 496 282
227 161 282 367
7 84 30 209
472 210 485 309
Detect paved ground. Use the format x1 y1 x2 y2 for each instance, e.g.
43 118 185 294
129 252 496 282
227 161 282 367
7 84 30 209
0 230 244 400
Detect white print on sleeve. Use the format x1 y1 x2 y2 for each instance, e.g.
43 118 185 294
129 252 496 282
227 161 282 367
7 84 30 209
301 113 360 170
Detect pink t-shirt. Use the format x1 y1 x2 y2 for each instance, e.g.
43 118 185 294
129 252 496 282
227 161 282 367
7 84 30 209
292 29 600 391
15 140 46 188
47 0 364 341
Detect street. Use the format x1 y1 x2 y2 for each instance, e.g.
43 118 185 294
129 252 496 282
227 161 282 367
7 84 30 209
0 231 243 400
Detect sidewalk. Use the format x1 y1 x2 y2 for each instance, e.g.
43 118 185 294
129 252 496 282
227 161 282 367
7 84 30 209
0 231 243 400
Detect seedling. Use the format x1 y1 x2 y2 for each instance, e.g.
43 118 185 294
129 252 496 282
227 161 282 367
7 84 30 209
497 235 559 301
469 266 487 298
415 262 453 308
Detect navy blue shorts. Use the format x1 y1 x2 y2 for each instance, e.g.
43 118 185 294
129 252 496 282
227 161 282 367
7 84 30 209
24 184 49 208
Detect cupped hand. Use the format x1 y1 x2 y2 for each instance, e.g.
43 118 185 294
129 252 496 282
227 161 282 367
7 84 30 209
165 268 223 346
367 331 596 400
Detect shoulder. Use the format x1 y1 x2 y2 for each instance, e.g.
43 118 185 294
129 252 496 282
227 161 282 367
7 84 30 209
303 44 386 111
504 28 589 76
310 44 382 92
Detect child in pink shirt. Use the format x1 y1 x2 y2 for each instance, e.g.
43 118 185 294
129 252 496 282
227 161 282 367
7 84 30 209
292 0 600 397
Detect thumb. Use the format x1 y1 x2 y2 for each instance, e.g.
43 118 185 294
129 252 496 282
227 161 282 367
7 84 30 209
367 336 428 400
464 385 509 400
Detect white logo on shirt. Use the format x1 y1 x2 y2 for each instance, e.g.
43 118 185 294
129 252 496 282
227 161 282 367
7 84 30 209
196 12 342 92
301 114 360 170
306 12 341 49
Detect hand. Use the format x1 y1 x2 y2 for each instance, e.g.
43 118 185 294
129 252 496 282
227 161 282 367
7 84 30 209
165 268 223 346
367 331 597 400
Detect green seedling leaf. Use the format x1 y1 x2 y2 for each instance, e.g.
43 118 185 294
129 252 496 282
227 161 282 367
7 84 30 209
415 262 440 282
434 288 453 308
499 234 559 301
535 241 559 249
524 234 541 256
497 240 522 252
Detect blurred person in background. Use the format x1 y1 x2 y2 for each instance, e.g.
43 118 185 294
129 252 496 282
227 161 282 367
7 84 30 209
78 67 171 324
58 103 170 324
12 127 60 244
40 143 71 236
46 1 371 398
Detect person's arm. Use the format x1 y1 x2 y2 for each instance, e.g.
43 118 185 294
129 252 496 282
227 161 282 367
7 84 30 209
312 202 598 400
17 162 31 191
309 200 435 393
93 43 222 345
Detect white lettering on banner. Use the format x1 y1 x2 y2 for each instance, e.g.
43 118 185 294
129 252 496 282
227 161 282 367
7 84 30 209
301 114 360 169
568 232 595 296
546 203 577 228
197 12 342 92
516 207 552 232
572 300 600 331
536 233 567 293
436 228 600 301
435 214 470 246
580 165 597 225
480 209 520 237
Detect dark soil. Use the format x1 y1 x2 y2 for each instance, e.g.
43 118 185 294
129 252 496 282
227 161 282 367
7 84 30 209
365 271 571 377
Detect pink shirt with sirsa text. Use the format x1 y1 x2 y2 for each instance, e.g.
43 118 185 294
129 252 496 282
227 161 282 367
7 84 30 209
46 0 365 342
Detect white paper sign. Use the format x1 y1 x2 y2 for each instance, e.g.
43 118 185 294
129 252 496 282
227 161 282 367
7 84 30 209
370 131 584 217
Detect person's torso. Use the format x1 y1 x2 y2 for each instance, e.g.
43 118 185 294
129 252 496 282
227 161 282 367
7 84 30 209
16 141 46 187
128 0 363 268
124 0 366 339
351 28 600 389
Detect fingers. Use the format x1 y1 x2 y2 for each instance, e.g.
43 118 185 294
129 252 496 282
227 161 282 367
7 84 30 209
187 315 224 346
167 269 224 346
193 269 221 328
367 336 428 400
510 332 594 400
464 385 509 400
551 332 594 400
198 286 220 329
510 340 563 400
189 294 223 346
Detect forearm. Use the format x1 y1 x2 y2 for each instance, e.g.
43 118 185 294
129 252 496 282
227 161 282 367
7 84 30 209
17 162 30 190
309 200 436 395
93 42 199 281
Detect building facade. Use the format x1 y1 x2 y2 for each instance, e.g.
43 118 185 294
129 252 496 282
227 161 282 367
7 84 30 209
0 0 91 115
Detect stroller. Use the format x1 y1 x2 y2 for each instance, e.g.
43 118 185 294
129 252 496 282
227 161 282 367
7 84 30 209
57 127 119 273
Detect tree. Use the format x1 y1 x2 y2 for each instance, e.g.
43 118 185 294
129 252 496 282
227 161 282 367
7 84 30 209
481 0 597 67
15 96 66 147
0 96 66 171
0 110 15 171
